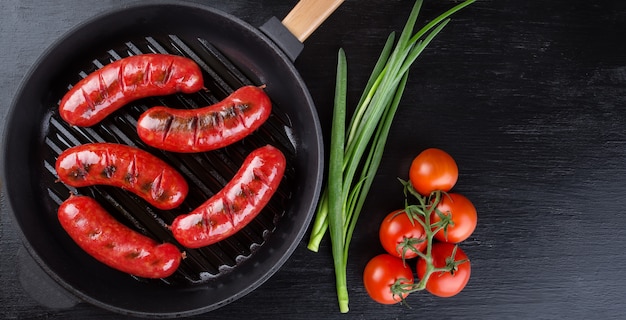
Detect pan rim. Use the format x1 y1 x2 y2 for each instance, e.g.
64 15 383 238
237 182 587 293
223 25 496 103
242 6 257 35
1 0 324 317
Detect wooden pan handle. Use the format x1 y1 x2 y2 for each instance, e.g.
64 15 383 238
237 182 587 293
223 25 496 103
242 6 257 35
282 0 345 42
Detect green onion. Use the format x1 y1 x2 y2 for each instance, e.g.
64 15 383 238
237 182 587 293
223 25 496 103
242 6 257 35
306 0 475 313
327 47 348 312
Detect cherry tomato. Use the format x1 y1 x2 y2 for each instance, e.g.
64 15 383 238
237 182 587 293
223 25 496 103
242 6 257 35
417 242 471 298
431 193 477 243
363 254 414 304
409 148 458 196
379 209 427 260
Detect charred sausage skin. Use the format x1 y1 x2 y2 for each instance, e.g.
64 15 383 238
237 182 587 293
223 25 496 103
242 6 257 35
171 145 286 248
57 195 182 279
59 53 204 127
136 85 272 153
55 142 188 210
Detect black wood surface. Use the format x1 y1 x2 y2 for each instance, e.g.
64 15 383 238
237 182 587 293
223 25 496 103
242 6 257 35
2 0 626 319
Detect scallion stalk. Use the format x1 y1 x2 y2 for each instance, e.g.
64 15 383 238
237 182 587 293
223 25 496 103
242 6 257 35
327 48 349 313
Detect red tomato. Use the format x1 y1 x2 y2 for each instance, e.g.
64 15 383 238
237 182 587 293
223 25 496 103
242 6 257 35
417 243 471 298
409 148 458 196
379 209 427 260
431 193 477 243
363 254 414 304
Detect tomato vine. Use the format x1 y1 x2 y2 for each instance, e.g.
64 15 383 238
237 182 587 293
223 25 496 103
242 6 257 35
364 148 476 305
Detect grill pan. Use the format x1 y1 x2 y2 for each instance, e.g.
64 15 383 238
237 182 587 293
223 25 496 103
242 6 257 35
1 0 336 317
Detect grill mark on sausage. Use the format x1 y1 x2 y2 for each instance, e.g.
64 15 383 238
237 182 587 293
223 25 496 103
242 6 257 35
102 165 116 179
97 72 108 104
252 166 270 186
118 60 126 93
151 169 165 201
235 104 248 128
143 61 152 87
221 105 241 129
162 58 175 86
240 183 256 207
70 152 89 180
214 110 224 135
125 154 138 185
200 112 218 130
161 114 175 143
191 115 200 147
222 198 236 227
81 87 96 112
102 148 116 178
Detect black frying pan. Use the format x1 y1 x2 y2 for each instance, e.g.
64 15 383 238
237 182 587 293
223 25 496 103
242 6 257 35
1 0 340 317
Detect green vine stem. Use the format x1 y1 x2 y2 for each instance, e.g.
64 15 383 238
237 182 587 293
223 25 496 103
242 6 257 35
393 181 470 295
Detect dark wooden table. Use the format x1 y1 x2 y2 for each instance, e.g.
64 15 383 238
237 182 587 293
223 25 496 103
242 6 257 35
2 0 626 319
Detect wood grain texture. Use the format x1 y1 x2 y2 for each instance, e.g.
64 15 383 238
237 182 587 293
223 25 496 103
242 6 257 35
2 0 626 319
282 0 344 42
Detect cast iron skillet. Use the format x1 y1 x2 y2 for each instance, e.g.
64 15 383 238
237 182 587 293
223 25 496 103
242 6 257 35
1 0 341 317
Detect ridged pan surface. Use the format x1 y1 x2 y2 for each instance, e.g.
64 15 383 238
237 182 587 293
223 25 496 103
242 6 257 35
2 2 322 317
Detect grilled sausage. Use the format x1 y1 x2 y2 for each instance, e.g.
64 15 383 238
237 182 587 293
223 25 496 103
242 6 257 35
58 195 182 278
171 145 286 248
136 85 271 153
55 142 188 210
59 53 204 127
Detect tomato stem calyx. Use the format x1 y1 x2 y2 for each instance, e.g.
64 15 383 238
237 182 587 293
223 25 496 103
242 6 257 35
391 277 415 305
396 236 427 266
